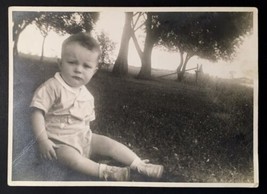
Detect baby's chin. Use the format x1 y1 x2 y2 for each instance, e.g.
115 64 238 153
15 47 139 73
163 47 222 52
70 83 84 88
65 77 91 88
65 80 84 88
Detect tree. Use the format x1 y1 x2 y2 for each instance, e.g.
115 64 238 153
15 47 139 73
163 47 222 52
41 12 99 34
112 12 160 79
137 13 158 79
157 12 253 81
34 14 55 63
130 12 252 80
12 11 99 56
12 12 42 55
97 31 116 69
112 11 253 81
38 24 50 63
112 12 133 76
129 12 160 79
131 12 174 79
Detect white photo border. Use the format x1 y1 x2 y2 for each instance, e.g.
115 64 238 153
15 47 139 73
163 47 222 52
8 6 259 187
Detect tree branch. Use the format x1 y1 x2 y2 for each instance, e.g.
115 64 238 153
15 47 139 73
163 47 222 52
177 49 184 72
134 21 146 32
133 12 139 17
132 12 143 29
182 52 194 72
130 29 143 59
142 13 147 21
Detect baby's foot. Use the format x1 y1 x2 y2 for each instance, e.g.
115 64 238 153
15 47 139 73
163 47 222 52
136 160 164 179
101 165 130 181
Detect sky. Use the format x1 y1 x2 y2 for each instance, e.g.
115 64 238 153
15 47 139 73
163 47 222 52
17 12 257 79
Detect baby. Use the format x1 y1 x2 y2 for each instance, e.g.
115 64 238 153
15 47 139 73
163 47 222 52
30 32 163 181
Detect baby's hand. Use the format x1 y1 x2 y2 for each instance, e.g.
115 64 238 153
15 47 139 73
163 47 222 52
37 139 57 160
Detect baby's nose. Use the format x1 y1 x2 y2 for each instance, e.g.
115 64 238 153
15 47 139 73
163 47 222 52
74 65 82 73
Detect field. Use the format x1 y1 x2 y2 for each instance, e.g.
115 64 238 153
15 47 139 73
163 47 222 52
11 55 254 183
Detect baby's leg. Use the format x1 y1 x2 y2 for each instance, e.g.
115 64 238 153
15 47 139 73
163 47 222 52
90 133 164 179
56 145 99 177
56 145 130 181
90 133 138 166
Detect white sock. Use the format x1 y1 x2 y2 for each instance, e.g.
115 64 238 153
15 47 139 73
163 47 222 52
130 157 142 170
98 163 107 179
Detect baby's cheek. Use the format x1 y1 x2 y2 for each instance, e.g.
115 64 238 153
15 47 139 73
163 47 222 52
84 76 93 84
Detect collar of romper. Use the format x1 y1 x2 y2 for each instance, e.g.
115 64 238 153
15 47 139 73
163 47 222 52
54 72 84 94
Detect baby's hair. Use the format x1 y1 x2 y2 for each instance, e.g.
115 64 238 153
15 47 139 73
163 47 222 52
62 32 101 56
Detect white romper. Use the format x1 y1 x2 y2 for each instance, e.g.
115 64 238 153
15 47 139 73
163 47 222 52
30 72 95 157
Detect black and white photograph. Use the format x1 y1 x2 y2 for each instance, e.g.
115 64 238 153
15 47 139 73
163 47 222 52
8 7 258 187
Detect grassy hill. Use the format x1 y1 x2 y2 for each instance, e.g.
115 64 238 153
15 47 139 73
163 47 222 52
11 55 254 183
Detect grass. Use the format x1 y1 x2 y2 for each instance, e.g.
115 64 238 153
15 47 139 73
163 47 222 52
12 55 254 183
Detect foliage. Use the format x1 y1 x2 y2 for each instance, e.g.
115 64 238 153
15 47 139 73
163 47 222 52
155 12 253 80
97 31 116 68
13 12 40 38
129 12 253 80
12 11 100 55
12 12 42 55
158 12 253 62
33 12 99 35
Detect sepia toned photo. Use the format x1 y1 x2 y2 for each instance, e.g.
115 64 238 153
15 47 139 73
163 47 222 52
8 7 258 187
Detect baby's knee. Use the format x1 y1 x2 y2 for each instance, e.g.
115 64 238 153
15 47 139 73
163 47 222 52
56 146 81 168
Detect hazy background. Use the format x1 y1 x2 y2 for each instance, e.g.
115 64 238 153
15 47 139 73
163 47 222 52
17 11 257 80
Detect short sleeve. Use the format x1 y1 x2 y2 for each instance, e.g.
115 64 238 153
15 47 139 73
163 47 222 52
30 80 57 113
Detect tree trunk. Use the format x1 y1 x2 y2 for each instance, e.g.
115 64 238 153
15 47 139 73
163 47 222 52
112 12 133 76
130 29 143 59
13 35 19 56
138 38 154 79
40 35 47 63
137 13 155 79
176 50 184 80
13 21 31 56
177 53 192 82
13 28 24 56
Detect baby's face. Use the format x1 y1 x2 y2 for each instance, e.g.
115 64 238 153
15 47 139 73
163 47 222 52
59 42 99 88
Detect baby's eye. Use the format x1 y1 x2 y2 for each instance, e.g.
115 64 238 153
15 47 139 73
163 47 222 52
68 61 77 65
84 64 92 69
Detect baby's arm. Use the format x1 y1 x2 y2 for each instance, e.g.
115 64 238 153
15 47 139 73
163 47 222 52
31 108 57 160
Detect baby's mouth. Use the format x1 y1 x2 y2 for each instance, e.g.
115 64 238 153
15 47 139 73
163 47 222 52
72 76 83 81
